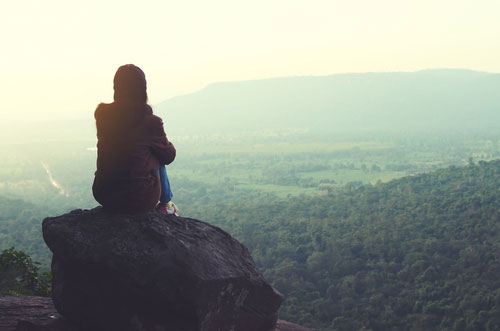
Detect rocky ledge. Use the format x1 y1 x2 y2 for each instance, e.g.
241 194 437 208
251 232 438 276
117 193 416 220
0 296 313 331
42 207 293 331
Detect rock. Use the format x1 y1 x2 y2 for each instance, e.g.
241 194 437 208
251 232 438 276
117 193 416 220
0 296 71 331
273 320 313 331
0 296 310 331
42 208 284 331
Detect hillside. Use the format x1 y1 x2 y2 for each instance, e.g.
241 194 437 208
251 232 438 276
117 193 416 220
156 69 500 135
3 156 500 329
187 159 500 330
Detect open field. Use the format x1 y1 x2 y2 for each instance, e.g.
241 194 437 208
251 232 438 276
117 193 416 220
1 129 500 269
1 130 499 207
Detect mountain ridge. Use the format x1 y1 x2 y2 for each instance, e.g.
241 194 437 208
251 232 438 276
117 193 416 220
155 69 500 135
165 68 491 95
3 69 499 143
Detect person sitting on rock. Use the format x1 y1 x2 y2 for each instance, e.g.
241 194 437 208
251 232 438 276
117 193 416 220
92 64 178 215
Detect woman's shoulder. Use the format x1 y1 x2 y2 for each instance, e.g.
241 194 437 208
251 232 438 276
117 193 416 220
143 114 164 130
142 108 163 125
142 113 170 138
94 103 113 120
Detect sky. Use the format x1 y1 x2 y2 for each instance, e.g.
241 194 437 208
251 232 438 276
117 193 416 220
1 0 500 119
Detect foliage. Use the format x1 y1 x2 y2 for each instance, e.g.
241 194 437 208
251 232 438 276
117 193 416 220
190 160 500 330
3 132 500 330
0 247 51 297
0 196 53 267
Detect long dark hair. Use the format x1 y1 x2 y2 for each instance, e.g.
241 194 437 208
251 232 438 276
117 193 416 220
96 64 153 137
113 64 148 105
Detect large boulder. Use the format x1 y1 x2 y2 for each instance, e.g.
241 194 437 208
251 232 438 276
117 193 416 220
42 208 284 331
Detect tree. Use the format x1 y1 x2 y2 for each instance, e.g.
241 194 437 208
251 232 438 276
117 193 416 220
0 247 51 297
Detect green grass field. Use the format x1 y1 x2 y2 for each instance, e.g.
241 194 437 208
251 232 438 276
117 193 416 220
1 132 498 206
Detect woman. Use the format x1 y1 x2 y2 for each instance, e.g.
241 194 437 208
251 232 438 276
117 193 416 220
92 64 177 214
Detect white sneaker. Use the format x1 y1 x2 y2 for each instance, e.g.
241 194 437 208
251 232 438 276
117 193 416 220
156 201 179 216
166 201 179 216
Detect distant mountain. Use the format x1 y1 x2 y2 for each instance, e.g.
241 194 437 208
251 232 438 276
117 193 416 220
4 69 499 144
155 69 500 135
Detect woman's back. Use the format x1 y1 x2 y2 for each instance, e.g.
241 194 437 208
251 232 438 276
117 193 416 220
92 65 175 213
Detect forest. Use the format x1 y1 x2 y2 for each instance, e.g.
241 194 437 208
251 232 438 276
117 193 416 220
2 127 500 330
191 159 500 330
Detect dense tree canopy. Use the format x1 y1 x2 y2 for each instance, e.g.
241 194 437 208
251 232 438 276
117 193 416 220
3 157 500 330
188 160 500 330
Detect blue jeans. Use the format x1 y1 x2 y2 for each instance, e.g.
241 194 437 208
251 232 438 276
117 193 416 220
158 165 173 203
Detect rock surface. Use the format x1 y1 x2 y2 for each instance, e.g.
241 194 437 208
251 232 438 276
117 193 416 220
42 208 285 331
0 296 64 331
0 296 312 331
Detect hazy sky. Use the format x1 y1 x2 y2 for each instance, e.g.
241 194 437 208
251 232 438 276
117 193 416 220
2 0 500 118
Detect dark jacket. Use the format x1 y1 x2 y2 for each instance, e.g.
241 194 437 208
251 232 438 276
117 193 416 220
92 103 176 213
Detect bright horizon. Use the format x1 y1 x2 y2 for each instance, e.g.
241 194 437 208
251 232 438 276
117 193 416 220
2 0 500 120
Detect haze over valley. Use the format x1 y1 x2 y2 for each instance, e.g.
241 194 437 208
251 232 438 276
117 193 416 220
2 69 500 329
3 0 500 328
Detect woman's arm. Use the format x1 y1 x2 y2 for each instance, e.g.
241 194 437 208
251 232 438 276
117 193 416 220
148 115 176 165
